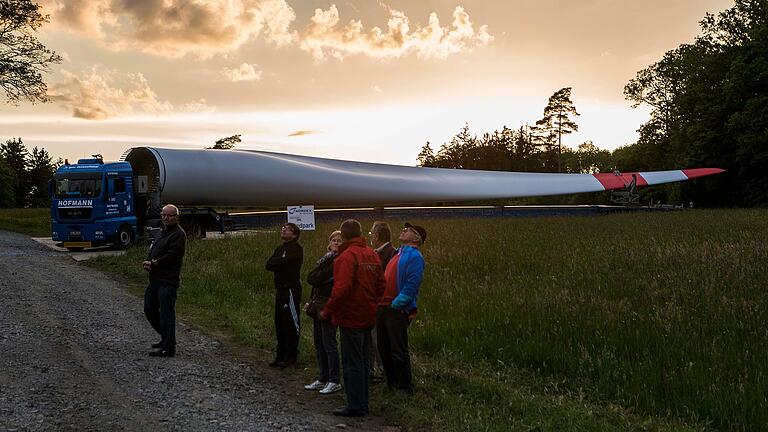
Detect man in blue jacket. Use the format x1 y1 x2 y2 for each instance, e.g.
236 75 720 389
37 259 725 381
376 222 426 394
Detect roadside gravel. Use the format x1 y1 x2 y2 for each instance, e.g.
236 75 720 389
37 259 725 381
0 230 383 431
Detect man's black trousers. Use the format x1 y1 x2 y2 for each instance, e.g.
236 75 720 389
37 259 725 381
144 281 178 353
340 327 372 413
274 287 301 361
376 306 413 393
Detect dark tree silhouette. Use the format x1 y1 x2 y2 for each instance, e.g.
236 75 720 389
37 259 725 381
26 145 55 207
0 137 28 206
0 153 15 207
209 134 241 149
417 142 436 167
0 0 62 104
535 87 579 172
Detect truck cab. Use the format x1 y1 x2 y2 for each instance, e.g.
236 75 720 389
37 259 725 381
50 157 138 251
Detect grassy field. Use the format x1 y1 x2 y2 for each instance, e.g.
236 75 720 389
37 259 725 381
0 208 50 237
83 209 767 431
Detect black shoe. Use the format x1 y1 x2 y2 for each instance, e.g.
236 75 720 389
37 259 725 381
268 358 286 367
332 407 366 417
149 349 175 357
151 341 164 349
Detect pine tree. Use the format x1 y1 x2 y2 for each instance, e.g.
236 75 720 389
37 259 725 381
0 137 29 206
536 87 580 172
208 134 241 149
26 146 55 207
0 154 15 207
417 142 436 167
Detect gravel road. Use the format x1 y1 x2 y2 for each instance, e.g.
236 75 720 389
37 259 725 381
0 230 384 431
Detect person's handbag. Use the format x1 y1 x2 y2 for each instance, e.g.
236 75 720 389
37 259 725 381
305 295 329 319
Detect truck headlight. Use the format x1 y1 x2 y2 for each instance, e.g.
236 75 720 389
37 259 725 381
52 231 59 239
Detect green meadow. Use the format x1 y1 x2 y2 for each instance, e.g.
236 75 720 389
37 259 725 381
25 209 768 430
0 208 50 237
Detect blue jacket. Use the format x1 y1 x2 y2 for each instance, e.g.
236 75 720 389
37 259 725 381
391 246 425 313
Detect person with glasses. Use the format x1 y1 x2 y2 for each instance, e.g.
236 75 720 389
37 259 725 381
143 204 186 358
377 222 427 394
265 223 304 368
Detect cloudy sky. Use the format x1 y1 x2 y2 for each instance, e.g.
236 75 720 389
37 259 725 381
1 0 734 165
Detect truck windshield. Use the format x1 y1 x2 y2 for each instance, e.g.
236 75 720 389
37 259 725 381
54 176 102 198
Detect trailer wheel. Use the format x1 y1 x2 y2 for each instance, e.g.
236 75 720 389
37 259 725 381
116 225 134 249
188 221 206 239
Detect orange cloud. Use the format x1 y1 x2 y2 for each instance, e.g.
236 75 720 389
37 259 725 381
48 67 210 119
300 5 493 61
41 1 491 61
223 63 263 82
288 130 321 136
43 0 296 58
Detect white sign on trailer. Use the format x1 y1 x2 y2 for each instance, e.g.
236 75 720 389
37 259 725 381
287 205 315 231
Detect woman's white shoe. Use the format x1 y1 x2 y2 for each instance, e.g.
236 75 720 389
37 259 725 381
319 382 342 394
304 380 326 390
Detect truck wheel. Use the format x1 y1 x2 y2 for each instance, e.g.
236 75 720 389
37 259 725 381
116 225 134 249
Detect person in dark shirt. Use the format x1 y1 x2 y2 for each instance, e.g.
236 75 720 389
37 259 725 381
265 223 304 368
367 221 395 382
143 204 186 358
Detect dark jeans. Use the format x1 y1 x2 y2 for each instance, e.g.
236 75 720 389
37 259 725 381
340 327 371 413
368 326 383 378
144 281 178 353
313 318 340 383
274 287 301 360
376 306 413 393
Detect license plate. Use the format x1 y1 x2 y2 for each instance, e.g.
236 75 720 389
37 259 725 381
63 242 91 248
70 231 81 236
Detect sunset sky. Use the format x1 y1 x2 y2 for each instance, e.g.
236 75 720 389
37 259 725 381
1 0 735 166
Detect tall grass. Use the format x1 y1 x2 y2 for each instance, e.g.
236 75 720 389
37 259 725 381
0 208 50 237
413 209 768 430
88 210 768 431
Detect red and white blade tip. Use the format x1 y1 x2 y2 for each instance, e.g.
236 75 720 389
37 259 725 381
682 168 726 179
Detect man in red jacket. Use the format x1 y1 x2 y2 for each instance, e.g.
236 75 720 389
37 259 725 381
320 219 385 417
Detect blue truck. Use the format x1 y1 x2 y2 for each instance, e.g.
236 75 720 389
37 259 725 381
50 154 222 251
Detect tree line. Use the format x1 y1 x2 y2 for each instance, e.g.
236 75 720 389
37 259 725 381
0 138 59 208
419 0 768 207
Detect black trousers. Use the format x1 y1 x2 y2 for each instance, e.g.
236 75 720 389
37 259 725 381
144 281 178 352
274 287 301 360
340 327 371 413
376 306 413 393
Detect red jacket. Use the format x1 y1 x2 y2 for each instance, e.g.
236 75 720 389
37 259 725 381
322 237 385 329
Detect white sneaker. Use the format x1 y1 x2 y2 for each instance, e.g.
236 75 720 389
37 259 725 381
319 382 342 394
304 380 326 390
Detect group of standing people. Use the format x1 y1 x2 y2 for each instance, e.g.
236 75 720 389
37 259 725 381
140 205 426 418
266 219 427 417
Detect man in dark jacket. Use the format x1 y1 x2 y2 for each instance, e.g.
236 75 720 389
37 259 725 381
370 221 396 269
368 221 395 381
265 223 303 368
320 219 385 417
143 204 186 358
